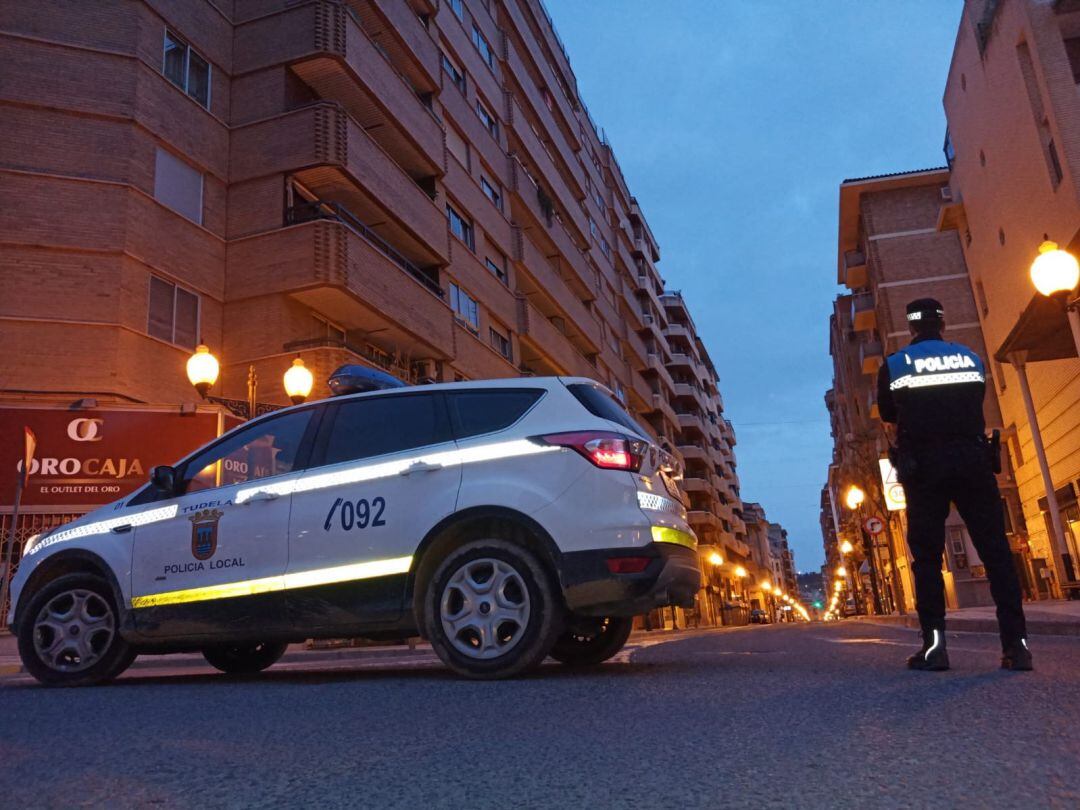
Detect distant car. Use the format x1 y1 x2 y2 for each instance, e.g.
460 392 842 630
750 609 770 624
8 377 701 685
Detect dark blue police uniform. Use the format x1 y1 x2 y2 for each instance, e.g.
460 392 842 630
877 334 1028 652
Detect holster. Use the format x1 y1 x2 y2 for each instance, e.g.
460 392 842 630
985 429 1002 474
888 445 918 483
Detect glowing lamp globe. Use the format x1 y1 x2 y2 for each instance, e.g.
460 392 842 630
840 540 855 555
186 344 220 398
734 566 748 578
1030 241 1080 296
760 580 773 592
845 485 865 510
708 551 724 567
836 566 847 578
284 357 314 405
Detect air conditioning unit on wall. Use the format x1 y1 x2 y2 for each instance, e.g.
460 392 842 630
412 359 439 385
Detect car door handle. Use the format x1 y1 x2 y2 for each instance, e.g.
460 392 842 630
111 524 133 534
400 461 443 476
243 490 280 503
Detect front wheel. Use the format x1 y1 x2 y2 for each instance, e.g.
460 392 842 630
17 573 135 687
550 616 633 667
202 642 288 675
424 538 564 679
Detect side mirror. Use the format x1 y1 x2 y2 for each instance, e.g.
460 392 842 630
150 465 177 496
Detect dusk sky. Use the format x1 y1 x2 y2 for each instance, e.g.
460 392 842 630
546 1 963 569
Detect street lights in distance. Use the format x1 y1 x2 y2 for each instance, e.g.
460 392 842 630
186 345 314 419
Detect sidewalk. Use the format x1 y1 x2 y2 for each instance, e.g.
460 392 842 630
856 599 1080 637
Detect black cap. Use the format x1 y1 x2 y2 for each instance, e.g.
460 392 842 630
906 297 944 323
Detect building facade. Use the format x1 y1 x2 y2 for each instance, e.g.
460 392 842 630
942 0 1080 596
0 1 749 623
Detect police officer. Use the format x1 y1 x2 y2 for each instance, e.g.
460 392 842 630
876 298 1032 672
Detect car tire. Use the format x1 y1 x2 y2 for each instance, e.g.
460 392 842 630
17 572 135 687
202 642 288 675
424 537 564 679
549 616 633 667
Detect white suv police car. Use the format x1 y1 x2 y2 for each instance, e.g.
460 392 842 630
8 376 699 685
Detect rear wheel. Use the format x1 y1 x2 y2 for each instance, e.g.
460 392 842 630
550 616 633 667
202 642 288 675
17 573 134 687
424 538 563 679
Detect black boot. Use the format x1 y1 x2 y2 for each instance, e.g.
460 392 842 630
907 629 949 671
1001 638 1033 671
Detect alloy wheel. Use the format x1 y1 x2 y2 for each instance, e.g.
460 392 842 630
32 589 116 673
439 557 531 660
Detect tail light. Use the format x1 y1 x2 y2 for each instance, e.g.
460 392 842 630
536 431 648 472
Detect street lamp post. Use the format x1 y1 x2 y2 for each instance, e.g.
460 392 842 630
186 345 314 420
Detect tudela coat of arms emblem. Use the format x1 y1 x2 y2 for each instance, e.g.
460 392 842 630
189 508 224 561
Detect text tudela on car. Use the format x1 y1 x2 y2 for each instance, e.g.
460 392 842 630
7 369 700 685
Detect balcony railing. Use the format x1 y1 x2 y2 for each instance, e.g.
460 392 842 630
286 199 443 299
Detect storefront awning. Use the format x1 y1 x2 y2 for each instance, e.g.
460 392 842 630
994 292 1077 363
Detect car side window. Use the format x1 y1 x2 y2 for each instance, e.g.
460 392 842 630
323 394 450 465
447 389 544 438
182 409 315 494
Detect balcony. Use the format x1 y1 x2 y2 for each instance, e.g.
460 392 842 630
508 160 592 293
515 228 602 353
851 292 877 332
226 218 453 360
843 249 868 289
350 0 441 92
860 339 884 375
650 393 680 429
688 510 722 533
516 297 595 377
234 1 444 179
507 96 589 246
231 103 448 266
645 353 677 397
677 444 707 462
678 411 706 434
622 323 649 368
626 365 652 412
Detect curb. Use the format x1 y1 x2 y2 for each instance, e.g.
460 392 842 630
854 614 1080 637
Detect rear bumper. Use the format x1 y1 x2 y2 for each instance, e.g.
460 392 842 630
558 542 702 617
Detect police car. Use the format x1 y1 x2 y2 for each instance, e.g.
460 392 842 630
8 372 700 685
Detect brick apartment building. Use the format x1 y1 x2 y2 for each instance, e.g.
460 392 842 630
940 0 1080 595
0 0 749 624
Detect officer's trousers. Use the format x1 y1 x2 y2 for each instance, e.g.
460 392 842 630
901 440 1027 646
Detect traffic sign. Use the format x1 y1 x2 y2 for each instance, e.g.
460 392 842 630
863 516 885 536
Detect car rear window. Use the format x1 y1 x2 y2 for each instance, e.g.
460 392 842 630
447 389 544 439
566 383 647 436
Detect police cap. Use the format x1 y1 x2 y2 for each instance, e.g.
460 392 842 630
906 297 944 323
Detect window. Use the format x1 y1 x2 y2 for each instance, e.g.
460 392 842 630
323 394 449 466
943 129 955 169
975 280 990 316
450 283 479 331
182 409 314 493
566 382 647 436
441 50 466 94
154 147 203 223
447 390 543 438
600 237 611 258
489 325 512 360
1048 137 1064 186
148 276 199 348
472 25 494 67
163 30 210 109
480 176 502 210
448 0 463 20
446 123 470 169
485 254 507 284
312 315 346 344
1065 36 1080 83
446 203 475 250
588 217 598 237
476 99 498 138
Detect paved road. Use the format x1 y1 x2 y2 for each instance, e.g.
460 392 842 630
1 622 1077 809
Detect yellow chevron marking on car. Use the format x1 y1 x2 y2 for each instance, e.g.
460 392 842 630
131 556 413 608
